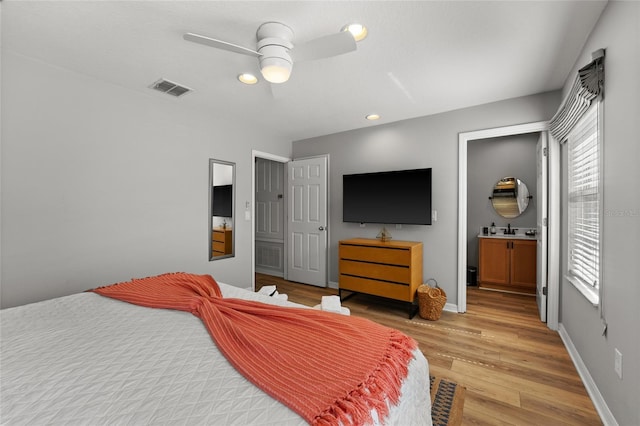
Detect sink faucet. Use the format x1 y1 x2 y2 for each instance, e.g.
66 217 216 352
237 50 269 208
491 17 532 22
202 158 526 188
504 224 518 235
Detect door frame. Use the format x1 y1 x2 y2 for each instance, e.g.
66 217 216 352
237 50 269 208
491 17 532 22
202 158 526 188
536 132 548 322
457 121 560 330
251 150 291 291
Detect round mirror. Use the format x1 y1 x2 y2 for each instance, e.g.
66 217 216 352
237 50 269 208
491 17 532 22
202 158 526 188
490 177 531 218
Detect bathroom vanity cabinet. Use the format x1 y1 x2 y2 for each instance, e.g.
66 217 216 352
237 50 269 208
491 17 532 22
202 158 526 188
478 235 536 294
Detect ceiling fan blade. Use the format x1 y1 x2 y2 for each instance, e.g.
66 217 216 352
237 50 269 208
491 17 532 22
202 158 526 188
290 31 356 63
183 33 261 57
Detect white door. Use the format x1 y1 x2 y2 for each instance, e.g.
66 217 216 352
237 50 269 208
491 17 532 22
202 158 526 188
536 132 548 322
287 156 328 287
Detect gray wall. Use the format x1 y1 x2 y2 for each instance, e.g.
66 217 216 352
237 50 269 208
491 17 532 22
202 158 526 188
292 91 560 301
0 53 291 308
558 2 639 425
467 133 538 269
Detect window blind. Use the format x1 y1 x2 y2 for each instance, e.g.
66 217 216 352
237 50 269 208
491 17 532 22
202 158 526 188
550 50 604 143
567 104 600 303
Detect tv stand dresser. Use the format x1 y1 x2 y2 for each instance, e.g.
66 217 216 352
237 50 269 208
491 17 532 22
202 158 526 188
338 238 423 318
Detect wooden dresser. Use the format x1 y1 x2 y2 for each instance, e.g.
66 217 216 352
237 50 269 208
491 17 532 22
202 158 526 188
212 228 233 257
338 238 423 317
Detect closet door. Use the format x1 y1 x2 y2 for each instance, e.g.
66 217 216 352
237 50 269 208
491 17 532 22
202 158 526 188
255 158 285 276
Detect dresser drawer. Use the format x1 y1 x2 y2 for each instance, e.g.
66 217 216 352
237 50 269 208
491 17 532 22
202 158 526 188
340 244 410 266
340 259 410 284
339 275 413 302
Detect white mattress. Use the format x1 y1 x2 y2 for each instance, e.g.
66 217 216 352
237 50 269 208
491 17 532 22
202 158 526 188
1 282 431 425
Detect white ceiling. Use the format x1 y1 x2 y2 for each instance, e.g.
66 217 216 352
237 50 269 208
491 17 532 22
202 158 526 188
3 1 607 141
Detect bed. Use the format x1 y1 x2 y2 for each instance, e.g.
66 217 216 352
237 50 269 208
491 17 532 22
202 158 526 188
1 274 431 425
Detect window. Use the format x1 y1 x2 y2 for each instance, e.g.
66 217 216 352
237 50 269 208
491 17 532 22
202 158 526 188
566 103 601 305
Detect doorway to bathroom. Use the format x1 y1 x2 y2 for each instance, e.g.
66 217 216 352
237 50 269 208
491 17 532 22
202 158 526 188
457 122 560 330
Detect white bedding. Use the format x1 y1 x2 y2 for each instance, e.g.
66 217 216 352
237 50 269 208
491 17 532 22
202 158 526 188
1 282 431 425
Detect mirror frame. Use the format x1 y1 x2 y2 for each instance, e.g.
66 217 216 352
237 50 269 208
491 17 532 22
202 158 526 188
490 176 531 219
209 158 236 261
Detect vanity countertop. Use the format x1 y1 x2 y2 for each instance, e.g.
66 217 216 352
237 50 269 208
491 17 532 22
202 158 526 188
478 233 536 240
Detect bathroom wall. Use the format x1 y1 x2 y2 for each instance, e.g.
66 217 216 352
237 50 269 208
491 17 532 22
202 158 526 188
466 133 538 270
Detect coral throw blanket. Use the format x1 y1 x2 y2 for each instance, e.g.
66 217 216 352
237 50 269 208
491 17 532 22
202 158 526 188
92 273 417 425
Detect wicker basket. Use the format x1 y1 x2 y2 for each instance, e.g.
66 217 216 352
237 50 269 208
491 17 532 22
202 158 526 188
417 282 446 321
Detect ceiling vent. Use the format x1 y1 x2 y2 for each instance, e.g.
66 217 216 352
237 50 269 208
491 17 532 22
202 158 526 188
149 79 192 97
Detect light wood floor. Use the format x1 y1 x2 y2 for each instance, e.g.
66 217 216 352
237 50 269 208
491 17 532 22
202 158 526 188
256 273 601 425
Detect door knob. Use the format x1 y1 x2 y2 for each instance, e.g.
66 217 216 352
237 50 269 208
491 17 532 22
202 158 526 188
318 226 326 231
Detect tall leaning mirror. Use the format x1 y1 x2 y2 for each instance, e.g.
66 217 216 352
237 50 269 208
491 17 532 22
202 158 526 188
209 159 235 260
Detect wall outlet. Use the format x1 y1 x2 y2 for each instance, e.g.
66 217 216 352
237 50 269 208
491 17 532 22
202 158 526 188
396 224 402 229
614 348 623 379
432 210 438 222
359 223 366 228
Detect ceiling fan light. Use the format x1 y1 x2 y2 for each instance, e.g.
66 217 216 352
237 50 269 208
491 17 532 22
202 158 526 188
342 23 368 41
260 56 292 83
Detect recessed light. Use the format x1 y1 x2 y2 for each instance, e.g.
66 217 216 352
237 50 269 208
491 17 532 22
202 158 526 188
238 73 258 85
366 114 380 121
342 23 368 42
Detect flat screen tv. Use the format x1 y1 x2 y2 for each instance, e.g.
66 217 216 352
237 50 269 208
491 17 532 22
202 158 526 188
343 168 432 225
212 184 232 217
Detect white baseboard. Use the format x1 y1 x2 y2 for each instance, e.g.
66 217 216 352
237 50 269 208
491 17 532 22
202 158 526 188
443 302 458 313
255 268 284 278
558 324 618 426
328 280 339 290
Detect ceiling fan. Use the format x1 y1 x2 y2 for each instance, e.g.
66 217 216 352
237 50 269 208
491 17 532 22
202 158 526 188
183 22 357 84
